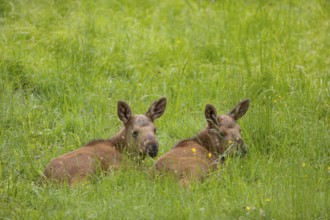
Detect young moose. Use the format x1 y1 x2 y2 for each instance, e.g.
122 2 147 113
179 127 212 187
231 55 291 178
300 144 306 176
155 99 249 186
43 97 167 186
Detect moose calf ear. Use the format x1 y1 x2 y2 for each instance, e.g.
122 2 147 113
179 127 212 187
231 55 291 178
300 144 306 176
205 104 218 127
229 99 250 121
117 101 132 124
146 97 167 121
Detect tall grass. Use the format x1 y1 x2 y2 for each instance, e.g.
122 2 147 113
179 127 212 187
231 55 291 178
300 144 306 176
0 0 329 219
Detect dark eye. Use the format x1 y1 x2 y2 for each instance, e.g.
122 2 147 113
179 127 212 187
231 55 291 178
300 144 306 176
154 128 157 134
132 130 138 138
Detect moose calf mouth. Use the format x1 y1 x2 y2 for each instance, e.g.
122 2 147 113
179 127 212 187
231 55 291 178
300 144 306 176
234 143 248 157
240 143 248 157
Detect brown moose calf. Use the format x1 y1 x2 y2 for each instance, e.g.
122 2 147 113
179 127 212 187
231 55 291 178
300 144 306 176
43 97 167 186
155 99 249 186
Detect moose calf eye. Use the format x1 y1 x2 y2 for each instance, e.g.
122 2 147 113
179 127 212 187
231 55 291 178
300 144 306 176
132 131 138 138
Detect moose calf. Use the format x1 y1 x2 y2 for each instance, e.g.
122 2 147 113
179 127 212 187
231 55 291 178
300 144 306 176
43 97 167 186
155 99 249 186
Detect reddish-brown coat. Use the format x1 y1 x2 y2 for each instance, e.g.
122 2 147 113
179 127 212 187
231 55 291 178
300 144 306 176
155 99 250 186
43 97 167 186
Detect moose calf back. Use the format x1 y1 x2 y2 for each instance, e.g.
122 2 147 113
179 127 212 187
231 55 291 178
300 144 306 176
155 140 218 182
43 141 121 186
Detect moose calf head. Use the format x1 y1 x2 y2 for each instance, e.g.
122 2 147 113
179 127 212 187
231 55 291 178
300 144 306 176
204 99 250 156
117 97 167 159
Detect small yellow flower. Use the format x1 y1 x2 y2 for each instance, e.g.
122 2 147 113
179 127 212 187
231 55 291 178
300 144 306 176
265 198 271 202
302 162 306 167
245 206 251 211
208 153 212 158
192 148 196 154
228 140 233 145
327 166 330 171
273 100 278 103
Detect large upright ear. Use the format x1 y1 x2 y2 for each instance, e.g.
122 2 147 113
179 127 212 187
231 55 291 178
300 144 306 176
117 101 132 124
229 99 250 121
146 97 167 121
205 104 218 127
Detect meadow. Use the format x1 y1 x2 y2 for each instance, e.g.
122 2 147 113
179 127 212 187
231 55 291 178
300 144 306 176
0 0 329 219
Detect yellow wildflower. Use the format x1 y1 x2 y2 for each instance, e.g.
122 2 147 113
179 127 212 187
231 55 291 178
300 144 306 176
265 198 271 202
302 162 306 167
245 206 251 211
208 153 212 158
228 140 233 145
192 148 196 154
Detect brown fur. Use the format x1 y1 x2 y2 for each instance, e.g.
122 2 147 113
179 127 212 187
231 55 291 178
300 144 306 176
42 97 167 186
155 99 250 186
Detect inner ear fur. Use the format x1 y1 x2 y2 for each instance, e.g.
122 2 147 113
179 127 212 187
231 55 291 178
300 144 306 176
146 97 167 121
229 99 250 121
205 104 218 127
117 100 132 124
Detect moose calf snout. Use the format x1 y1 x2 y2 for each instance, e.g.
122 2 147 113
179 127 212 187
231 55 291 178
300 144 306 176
148 143 158 158
241 142 248 156
234 137 243 145
234 138 248 157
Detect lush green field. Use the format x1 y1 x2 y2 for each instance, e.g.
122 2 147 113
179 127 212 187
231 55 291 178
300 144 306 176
0 0 329 219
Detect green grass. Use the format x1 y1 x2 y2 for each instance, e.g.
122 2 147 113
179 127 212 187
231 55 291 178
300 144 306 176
0 0 329 219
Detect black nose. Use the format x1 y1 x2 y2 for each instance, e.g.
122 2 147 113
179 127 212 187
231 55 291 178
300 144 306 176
148 144 158 158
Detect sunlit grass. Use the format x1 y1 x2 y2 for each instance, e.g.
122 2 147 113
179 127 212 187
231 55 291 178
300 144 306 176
0 0 329 219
